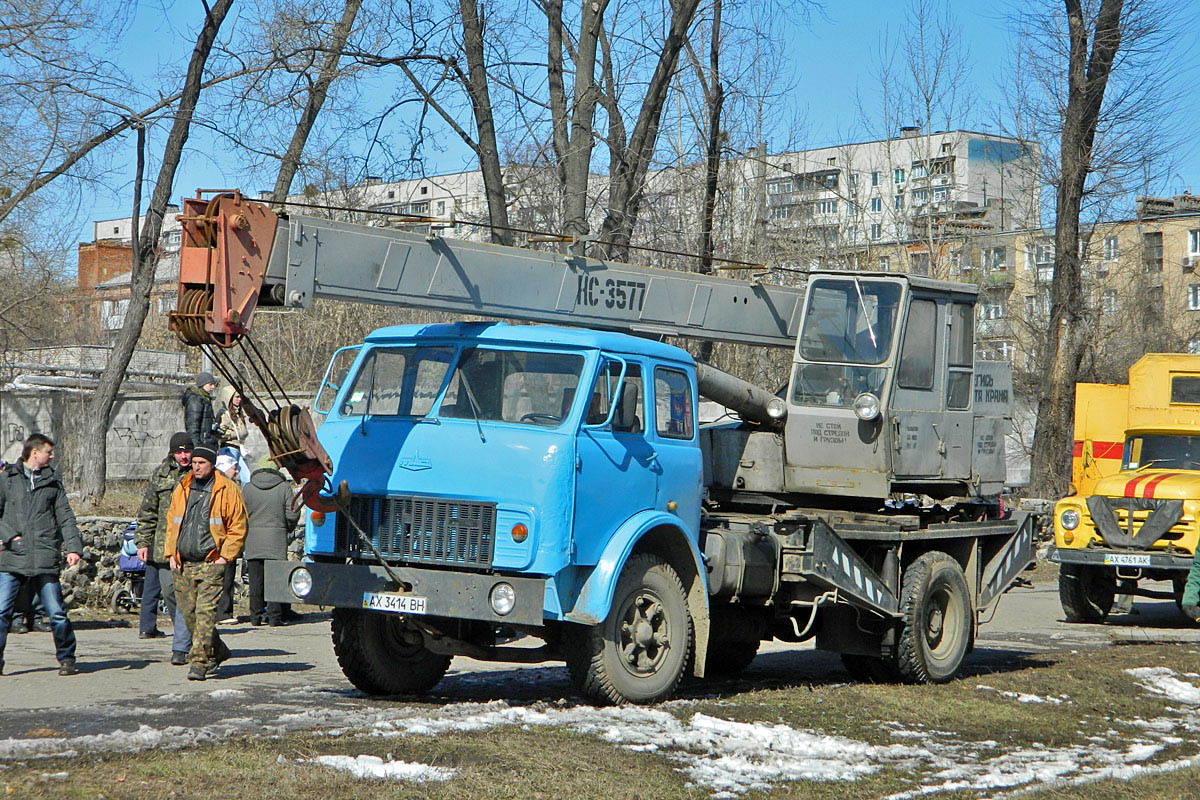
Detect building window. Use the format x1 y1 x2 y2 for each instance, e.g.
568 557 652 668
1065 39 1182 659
1143 231 1163 272
983 246 1007 270
811 199 837 215
387 190 395 199
1102 235 1119 260
912 189 929 205
869 223 882 240
1190 229 1200 256
1102 290 1117 314
879 256 890 270
436 200 445 215
101 298 129 330
870 197 882 213
827 157 836 165
911 252 930 275
420 186 428 195
871 171 880 187
848 173 858 187
1190 285 1200 311
981 302 1004 320
893 168 905 184
1035 243 1054 265
911 163 928 180
894 194 904 210
941 141 952 153
156 296 176 314
932 187 949 202
113 226 120 235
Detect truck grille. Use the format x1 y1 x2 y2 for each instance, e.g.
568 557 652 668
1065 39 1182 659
336 495 496 570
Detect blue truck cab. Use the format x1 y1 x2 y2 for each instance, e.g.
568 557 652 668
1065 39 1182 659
269 321 709 703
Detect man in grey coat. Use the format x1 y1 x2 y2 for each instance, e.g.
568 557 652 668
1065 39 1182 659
242 462 300 626
0 434 83 676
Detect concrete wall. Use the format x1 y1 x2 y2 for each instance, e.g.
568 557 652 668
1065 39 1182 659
0 388 184 483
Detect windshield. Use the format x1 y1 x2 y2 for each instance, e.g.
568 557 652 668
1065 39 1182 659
439 348 585 428
791 363 888 408
340 346 455 417
1124 434 1200 471
799 278 903 365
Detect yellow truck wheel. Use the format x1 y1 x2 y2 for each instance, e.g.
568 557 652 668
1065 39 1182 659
1058 563 1115 623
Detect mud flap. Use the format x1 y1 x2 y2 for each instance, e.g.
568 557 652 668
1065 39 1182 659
803 519 899 616
977 511 1036 608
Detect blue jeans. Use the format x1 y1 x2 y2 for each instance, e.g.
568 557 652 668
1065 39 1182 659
0 572 76 667
140 562 192 655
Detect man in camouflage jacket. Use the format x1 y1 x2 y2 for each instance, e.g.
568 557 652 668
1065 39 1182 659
135 432 193 664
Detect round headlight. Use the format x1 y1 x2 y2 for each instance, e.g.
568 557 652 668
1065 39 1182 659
489 582 516 616
766 397 788 420
853 392 880 421
290 567 313 598
1060 509 1080 531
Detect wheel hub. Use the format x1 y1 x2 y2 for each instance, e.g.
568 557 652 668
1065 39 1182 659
619 592 670 676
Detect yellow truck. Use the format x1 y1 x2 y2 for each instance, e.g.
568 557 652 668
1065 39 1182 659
1050 354 1200 622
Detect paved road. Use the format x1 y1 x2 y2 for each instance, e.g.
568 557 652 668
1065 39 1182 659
0 579 1195 752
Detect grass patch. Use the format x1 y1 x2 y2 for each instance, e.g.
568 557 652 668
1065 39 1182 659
3 644 1200 799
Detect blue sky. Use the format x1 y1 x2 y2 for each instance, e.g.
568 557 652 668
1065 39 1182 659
83 0 1200 238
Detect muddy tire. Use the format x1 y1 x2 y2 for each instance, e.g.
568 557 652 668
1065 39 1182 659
110 587 132 614
841 653 900 684
1059 563 1115 623
705 639 760 679
566 554 693 705
895 552 973 684
331 608 451 696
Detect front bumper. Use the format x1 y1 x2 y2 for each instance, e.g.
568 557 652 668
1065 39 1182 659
1047 544 1193 571
264 561 547 627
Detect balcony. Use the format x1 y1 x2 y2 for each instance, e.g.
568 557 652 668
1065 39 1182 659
962 266 1015 289
977 318 1012 338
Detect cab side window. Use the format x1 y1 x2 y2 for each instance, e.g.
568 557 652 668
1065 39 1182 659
587 361 644 433
946 302 974 410
654 367 693 439
897 298 937 390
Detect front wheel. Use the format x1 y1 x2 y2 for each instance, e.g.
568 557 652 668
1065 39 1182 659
895 552 973 684
331 608 451 696
1059 563 1115 623
110 586 132 614
566 554 693 705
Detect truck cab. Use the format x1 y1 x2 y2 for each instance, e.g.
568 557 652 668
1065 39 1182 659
1051 354 1200 622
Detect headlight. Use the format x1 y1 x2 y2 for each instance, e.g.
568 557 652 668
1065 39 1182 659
1060 509 1080 531
766 397 788 420
489 582 516 616
290 567 313 598
853 392 880 421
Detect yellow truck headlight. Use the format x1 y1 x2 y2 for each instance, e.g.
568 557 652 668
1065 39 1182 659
1060 509 1080 531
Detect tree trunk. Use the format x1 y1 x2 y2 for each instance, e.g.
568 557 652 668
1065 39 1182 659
77 0 234 507
271 0 363 204
1028 0 1124 498
459 0 512 245
697 0 723 278
597 0 701 260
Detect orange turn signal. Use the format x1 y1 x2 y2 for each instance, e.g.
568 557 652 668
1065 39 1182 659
1063 531 1074 544
511 523 528 543
310 511 326 527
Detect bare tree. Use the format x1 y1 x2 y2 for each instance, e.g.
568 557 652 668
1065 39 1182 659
1019 0 1184 497
78 0 234 506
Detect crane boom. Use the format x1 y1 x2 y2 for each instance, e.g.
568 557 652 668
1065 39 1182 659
172 191 804 349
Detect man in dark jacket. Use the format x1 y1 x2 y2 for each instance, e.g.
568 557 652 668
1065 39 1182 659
0 434 83 676
182 372 219 450
135 431 194 664
242 462 300 626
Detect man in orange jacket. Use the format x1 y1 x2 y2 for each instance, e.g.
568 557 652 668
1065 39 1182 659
164 445 247 681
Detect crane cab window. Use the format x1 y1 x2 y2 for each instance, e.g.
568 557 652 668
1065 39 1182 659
946 302 974 409
897 298 937 390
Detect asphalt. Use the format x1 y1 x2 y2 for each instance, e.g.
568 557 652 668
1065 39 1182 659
0 578 1196 748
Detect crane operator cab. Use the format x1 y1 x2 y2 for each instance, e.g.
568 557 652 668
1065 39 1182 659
706 271 1010 507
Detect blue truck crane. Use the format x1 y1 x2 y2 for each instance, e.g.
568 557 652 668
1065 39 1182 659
169 190 1037 704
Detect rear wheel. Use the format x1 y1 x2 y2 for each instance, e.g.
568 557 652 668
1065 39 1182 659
110 587 132 614
566 554 692 705
895 552 973 684
331 608 451 695
1059 563 1116 623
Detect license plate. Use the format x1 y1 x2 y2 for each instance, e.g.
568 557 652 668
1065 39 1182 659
362 591 428 615
1103 553 1151 567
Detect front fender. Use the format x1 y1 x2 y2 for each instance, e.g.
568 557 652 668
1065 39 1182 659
565 510 704 624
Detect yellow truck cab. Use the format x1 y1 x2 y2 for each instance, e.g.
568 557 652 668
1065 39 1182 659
1050 354 1200 622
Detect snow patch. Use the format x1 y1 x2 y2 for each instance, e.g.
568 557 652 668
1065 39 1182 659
208 689 247 700
1127 668 1200 705
975 685 1065 704
309 754 455 782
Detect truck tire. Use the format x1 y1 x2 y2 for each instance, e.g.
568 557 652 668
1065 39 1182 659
331 607 451 696
1059 563 1115 623
895 552 972 684
565 554 693 705
841 653 900 684
705 639 760 679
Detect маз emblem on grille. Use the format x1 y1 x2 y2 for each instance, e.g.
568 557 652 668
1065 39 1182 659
398 451 432 471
